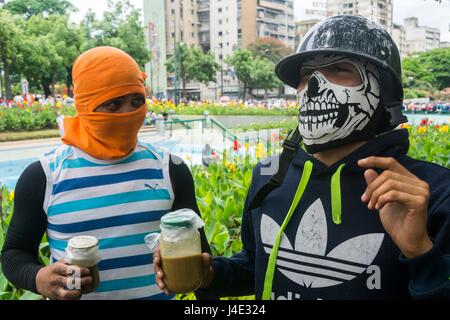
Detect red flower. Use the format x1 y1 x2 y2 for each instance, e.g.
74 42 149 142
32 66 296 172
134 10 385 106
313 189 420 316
420 118 428 126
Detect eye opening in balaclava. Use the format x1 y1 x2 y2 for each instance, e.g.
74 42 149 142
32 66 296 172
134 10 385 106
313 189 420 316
296 54 382 154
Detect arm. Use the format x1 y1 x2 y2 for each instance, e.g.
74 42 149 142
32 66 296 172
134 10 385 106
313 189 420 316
168 155 217 300
0 161 91 299
199 166 259 297
358 157 449 299
1 161 47 293
168 155 211 255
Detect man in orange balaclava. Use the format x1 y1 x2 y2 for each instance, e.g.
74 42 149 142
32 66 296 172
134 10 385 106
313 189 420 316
1 46 213 300
62 46 148 160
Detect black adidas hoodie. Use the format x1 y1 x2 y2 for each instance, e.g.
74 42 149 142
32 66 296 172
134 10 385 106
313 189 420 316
202 129 450 300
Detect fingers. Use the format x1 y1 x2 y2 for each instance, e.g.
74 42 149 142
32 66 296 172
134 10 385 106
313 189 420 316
362 169 379 188
376 190 428 211
201 253 212 267
55 287 82 300
153 248 171 295
80 276 93 288
361 169 428 206
358 157 416 178
366 178 426 210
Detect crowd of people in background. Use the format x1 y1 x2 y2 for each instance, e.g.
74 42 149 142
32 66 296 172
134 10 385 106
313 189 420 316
2 93 450 115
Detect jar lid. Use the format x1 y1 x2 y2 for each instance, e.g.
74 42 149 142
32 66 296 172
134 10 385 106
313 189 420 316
68 235 99 249
161 214 195 229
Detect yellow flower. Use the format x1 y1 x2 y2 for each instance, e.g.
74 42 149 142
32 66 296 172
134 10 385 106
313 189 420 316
9 191 14 201
417 126 427 134
400 123 411 129
439 125 449 133
230 163 236 172
26 108 30 113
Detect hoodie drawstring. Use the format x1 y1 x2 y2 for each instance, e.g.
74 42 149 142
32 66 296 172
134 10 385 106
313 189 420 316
262 160 313 300
261 161 346 299
331 163 346 225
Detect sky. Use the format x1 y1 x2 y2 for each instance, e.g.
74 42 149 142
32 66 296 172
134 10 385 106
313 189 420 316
68 0 450 41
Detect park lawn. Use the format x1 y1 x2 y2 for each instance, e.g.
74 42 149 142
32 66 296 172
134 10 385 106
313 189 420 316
0 129 60 142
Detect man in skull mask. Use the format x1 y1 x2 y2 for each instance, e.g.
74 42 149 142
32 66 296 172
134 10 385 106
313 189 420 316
154 15 449 300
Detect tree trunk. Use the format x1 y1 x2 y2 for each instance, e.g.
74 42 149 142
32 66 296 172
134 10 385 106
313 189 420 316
182 74 187 99
66 66 73 96
42 79 52 98
243 82 247 101
1 47 13 100
51 74 56 97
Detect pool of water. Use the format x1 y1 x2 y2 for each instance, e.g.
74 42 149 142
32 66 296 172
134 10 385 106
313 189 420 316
0 141 207 191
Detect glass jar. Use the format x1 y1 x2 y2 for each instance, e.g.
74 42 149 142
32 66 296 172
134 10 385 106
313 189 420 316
66 235 101 293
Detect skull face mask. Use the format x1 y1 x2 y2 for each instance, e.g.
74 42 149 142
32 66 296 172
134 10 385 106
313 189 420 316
297 54 381 153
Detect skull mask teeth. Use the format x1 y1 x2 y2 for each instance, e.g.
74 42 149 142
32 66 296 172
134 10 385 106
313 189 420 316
297 55 380 146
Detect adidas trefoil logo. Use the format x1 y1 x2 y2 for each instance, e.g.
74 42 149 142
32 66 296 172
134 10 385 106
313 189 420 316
261 198 384 288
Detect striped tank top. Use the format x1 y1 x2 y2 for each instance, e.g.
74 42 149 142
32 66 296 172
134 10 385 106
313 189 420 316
39 141 175 300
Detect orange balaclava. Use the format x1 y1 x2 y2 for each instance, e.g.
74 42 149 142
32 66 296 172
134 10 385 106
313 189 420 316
62 46 148 160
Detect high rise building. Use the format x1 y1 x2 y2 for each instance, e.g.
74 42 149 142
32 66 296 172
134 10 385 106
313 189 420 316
403 17 440 55
253 0 296 49
143 0 167 98
392 23 407 59
295 0 328 20
143 0 296 100
295 19 321 49
327 0 393 34
143 0 201 100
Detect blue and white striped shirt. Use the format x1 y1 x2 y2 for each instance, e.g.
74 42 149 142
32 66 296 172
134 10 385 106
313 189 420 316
40 141 174 300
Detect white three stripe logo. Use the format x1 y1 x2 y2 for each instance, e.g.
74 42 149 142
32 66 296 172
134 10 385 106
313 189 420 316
261 198 384 288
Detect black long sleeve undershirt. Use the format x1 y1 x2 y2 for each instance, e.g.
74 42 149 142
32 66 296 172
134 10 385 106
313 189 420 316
0 155 213 298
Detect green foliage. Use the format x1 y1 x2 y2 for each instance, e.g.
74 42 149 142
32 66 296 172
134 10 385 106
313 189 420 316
233 118 297 132
0 0 149 97
226 49 281 99
82 0 150 68
192 163 253 257
406 125 450 168
149 102 298 116
248 37 293 64
0 103 74 132
403 48 450 92
166 43 219 98
3 0 75 19
0 186 47 300
0 124 447 300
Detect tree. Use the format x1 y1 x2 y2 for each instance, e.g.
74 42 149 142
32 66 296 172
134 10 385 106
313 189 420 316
0 10 24 100
3 0 76 19
226 49 253 100
251 57 282 99
84 0 150 69
226 49 281 100
166 43 219 99
12 14 85 97
403 48 450 93
248 37 293 64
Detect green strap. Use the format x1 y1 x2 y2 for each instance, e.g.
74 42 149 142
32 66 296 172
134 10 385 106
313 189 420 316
262 160 313 300
331 163 345 225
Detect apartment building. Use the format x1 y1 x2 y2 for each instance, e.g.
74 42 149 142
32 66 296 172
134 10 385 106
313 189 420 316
143 0 296 100
392 23 407 59
295 19 321 49
327 0 393 34
403 17 440 55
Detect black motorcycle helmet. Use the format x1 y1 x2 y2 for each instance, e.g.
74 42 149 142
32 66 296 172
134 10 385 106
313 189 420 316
276 15 407 133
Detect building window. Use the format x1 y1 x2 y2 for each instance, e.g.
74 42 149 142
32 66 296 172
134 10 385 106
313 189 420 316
219 31 223 36
218 8 222 13
171 9 175 15
219 19 223 24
